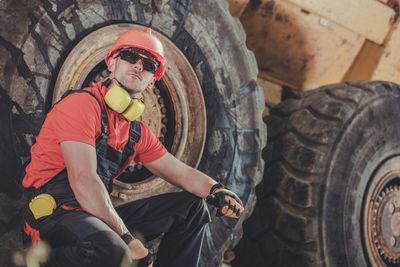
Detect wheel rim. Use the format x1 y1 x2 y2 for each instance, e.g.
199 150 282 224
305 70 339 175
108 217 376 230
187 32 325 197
363 156 400 266
52 24 207 203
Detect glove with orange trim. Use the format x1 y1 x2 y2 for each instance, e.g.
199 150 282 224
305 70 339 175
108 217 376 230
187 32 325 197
206 183 244 218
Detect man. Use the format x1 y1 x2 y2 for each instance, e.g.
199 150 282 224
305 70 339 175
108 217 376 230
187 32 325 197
21 27 244 267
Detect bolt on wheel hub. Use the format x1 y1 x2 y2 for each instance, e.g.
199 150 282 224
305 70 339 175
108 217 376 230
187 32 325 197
363 157 400 266
372 185 400 264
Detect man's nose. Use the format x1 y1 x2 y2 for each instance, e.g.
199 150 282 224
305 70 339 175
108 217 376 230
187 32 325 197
132 59 143 72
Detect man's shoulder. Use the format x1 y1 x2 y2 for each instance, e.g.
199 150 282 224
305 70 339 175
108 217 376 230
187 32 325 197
61 85 104 109
82 84 105 99
135 122 162 145
81 85 106 105
133 120 167 162
49 87 103 121
136 121 151 135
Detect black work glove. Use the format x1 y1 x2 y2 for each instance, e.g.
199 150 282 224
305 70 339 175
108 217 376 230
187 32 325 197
206 186 244 218
134 252 153 267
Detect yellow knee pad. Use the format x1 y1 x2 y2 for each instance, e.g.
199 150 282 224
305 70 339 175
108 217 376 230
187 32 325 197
29 193 57 220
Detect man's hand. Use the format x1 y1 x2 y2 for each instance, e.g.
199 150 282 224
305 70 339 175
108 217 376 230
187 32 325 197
206 188 245 219
128 239 153 267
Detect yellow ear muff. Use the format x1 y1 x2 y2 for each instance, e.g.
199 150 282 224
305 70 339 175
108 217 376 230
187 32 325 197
104 83 145 121
104 83 132 113
122 99 145 121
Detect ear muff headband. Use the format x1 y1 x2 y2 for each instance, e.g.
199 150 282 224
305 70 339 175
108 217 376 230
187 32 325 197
104 82 145 121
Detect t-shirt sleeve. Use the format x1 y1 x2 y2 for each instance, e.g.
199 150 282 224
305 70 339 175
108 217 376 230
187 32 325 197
48 92 101 147
134 122 167 163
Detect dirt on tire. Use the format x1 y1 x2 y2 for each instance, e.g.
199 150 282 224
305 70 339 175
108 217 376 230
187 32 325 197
234 81 400 267
0 1 266 266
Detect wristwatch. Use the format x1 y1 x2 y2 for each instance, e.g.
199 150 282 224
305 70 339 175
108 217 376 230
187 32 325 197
120 231 134 244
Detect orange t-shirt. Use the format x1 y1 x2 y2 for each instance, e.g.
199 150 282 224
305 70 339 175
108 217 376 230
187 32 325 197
22 82 167 189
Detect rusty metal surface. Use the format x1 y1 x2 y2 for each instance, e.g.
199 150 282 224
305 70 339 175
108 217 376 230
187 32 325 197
52 24 207 204
240 0 364 90
371 22 400 83
284 0 395 44
228 0 250 17
374 186 400 262
364 156 400 266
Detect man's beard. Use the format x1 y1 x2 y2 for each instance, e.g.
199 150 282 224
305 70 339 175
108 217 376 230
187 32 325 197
118 78 142 94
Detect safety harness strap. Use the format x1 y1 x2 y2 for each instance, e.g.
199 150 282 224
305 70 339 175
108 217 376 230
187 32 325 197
24 88 142 209
122 121 141 162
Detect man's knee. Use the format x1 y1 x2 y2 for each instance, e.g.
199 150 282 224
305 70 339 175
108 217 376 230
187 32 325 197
179 192 211 225
80 231 129 267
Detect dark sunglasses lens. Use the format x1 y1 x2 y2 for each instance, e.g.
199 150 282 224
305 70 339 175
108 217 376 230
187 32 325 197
119 50 159 73
142 59 158 73
120 51 140 64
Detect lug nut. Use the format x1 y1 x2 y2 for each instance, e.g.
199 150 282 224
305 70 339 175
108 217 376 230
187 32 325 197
128 165 135 172
390 236 396 247
389 203 396 214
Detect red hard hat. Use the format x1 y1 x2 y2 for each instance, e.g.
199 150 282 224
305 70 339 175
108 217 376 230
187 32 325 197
105 27 167 80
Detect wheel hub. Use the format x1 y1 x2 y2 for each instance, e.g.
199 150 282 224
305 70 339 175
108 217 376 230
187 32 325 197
372 185 400 264
364 158 400 267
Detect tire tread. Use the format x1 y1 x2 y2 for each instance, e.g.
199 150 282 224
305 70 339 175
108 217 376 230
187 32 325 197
234 81 400 266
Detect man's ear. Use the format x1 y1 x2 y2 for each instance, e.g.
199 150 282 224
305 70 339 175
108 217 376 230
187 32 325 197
107 56 117 72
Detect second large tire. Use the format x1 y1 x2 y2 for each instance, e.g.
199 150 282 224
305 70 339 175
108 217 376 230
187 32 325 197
234 81 400 266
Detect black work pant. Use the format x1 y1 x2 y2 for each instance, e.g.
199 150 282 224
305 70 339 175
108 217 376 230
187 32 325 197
23 191 211 267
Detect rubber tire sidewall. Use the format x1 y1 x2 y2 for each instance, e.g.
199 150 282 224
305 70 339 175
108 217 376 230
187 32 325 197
0 1 266 266
233 81 400 267
323 96 400 266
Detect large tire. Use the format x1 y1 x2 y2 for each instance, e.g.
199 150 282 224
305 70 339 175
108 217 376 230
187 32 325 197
0 1 266 266
234 81 400 266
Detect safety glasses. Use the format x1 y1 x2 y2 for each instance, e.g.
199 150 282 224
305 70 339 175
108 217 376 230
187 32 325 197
117 48 160 73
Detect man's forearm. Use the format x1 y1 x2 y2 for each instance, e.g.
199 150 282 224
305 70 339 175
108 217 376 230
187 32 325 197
144 153 218 198
180 168 217 198
70 173 128 236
